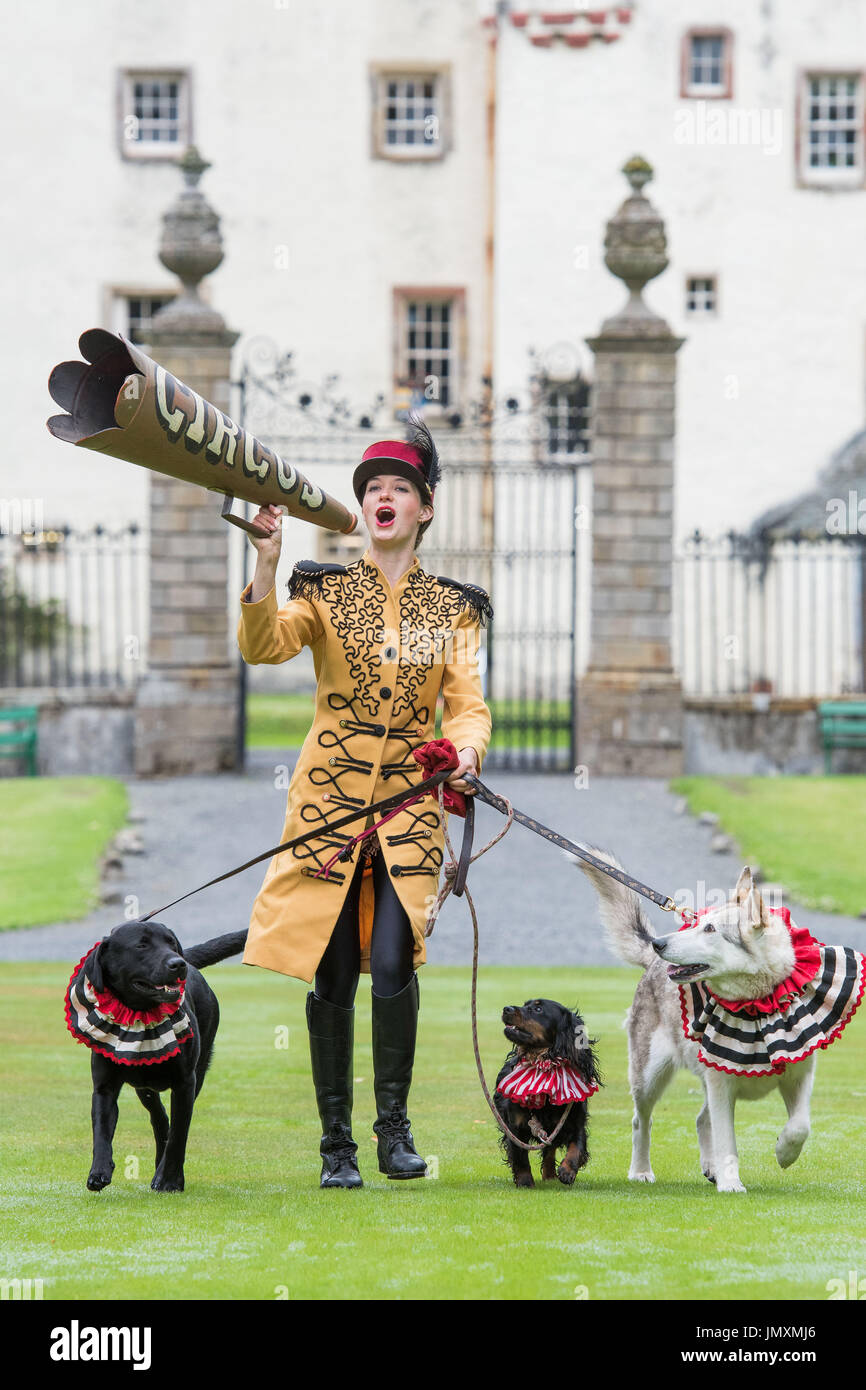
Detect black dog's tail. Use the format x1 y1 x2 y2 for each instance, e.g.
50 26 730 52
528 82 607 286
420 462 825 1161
183 931 247 970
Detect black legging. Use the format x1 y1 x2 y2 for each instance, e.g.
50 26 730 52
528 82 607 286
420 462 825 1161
314 850 416 1008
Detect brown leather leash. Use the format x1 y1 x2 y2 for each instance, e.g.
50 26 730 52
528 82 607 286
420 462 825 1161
429 775 696 1152
426 785 575 1153
133 753 685 1154
136 768 455 922
465 773 687 918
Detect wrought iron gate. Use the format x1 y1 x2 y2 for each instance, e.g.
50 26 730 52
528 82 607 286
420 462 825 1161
234 342 590 772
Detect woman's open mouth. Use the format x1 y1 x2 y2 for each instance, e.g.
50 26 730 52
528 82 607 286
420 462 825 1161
375 506 395 527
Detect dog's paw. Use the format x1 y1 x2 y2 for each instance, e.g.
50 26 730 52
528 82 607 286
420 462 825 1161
151 1171 185 1193
702 1165 717 1184
716 1177 747 1193
556 1161 576 1186
716 1156 746 1192
628 1169 655 1183
86 1167 114 1192
775 1125 808 1169
513 1171 535 1189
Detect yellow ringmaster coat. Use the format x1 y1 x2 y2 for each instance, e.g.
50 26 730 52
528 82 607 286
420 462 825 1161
237 550 493 983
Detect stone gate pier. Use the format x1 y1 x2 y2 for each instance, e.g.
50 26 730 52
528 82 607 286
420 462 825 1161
578 158 684 776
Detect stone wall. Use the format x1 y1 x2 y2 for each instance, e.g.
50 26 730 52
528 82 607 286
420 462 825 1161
0 691 135 777
684 697 866 775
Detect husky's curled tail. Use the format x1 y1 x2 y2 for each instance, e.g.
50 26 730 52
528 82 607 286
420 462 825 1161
574 848 658 969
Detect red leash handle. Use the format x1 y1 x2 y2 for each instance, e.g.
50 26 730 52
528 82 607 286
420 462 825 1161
313 792 427 881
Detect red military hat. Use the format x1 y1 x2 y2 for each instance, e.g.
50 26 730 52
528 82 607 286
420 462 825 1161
352 411 441 507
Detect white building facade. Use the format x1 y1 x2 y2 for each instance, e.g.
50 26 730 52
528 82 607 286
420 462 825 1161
3 0 865 543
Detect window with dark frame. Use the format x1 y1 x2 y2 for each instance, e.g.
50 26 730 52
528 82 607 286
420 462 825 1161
119 71 191 157
402 299 453 407
133 78 180 143
124 294 177 343
385 75 440 150
544 381 590 463
681 30 732 99
690 36 724 90
372 68 448 159
685 277 718 316
109 291 178 344
803 74 862 174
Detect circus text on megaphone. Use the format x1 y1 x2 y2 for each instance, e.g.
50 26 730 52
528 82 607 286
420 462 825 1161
120 364 325 511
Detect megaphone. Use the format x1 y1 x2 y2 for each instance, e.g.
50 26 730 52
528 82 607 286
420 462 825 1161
47 328 358 536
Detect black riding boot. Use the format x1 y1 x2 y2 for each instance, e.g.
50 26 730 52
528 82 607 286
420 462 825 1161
306 991 363 1189
371 974 428 1179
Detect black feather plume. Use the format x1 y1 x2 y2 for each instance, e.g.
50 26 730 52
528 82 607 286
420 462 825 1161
406 410 440 495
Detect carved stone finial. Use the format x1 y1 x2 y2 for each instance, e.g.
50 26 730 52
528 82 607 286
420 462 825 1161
177 144 211 188
150 146 233 341
598 156 673 336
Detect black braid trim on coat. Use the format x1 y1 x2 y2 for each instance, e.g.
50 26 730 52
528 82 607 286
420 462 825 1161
435 576 493 628
287 560 348 603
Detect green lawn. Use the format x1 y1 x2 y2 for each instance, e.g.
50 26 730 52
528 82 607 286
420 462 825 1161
246 692 315 748
0 778 128 931
671 776 866 917
2 963 863 1301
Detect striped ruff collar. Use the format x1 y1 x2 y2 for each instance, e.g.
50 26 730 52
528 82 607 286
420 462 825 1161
65 948 194 1067
679 933 866 1076
495 1055 599 1109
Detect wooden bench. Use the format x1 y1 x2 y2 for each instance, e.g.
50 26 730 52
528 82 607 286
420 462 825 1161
818 701 866 774
0 705 38 776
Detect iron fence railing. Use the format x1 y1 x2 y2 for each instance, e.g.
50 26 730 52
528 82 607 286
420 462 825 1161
0 524 148 689
421 459 590 771
673 531 866 697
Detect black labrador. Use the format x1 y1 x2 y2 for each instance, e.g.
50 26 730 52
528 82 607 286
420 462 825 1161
67 920 246 1193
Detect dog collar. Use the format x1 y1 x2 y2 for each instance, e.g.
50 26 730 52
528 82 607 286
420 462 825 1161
683 908 823 1016
64 945 194 1067
495 1056 599 1109
678 931 866 1076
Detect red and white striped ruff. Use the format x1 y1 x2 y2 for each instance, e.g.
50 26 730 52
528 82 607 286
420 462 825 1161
64 949 193 1067
679 927 866 1077
496 1056 599 1109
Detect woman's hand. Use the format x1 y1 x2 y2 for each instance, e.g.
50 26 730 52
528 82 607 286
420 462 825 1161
247 504 284 562
246 505 284 602
447 747 479 795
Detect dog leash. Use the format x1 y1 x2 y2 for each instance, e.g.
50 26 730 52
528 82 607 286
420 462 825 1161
134 752 682 1151
137 758 685 928
426 786 575 1154
465 773 690 918
432 775 698 1153
136 769 455 921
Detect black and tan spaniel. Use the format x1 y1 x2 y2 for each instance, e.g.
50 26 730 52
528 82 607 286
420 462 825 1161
493 998 602 1188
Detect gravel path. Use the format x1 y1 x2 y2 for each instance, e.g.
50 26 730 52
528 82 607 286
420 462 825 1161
3 752 865 965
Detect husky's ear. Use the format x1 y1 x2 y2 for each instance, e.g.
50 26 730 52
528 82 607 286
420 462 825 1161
734 866 753 904
740 882 770 934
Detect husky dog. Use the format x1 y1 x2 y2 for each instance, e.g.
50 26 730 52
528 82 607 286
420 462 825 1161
578 855 864 1193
